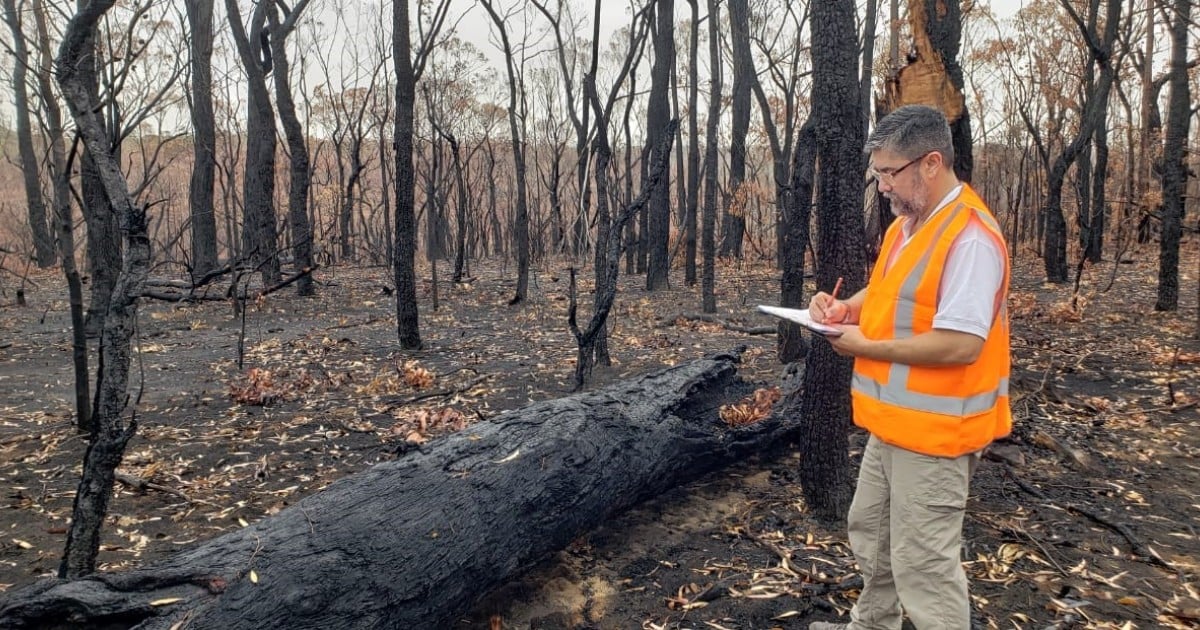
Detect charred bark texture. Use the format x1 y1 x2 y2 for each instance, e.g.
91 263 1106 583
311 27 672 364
226 0 282 287
644 0 674 290
1155 0 1191 311
393 0 422 350
719 0 753 259
54 0 150 579
701 0 722 313
186 0 219 280
0 352 800 630
778 120 816 364
797 0 867 524
267 0 315 297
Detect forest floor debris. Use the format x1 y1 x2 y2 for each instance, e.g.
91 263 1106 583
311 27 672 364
1 245 1198 628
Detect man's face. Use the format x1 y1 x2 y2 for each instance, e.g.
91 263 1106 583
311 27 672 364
868 149 930 219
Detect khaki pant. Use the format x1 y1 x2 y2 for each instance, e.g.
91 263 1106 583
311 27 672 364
846 435 980 629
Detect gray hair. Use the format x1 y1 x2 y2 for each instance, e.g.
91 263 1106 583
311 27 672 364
864 105 954 165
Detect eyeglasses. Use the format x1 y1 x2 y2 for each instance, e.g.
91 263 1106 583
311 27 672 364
867 151 932 183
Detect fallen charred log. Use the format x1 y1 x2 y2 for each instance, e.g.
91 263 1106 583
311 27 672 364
0 348 801 629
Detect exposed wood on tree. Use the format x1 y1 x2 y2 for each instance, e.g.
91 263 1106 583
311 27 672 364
0 351 802 630
877 0 972 181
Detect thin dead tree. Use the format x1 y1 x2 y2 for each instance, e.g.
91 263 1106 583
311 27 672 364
1 0 55 267
54 0 151 578
479 0 532 305
569 0 652 385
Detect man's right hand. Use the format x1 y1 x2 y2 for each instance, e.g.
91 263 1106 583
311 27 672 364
810 292 848 325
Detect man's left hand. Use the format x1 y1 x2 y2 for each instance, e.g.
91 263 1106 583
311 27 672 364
827 325 870 357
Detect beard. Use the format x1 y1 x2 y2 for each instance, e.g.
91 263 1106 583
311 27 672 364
886 181 929 219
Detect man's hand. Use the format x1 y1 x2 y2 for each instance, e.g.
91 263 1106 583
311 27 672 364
827 325 869 356
809 292 848 325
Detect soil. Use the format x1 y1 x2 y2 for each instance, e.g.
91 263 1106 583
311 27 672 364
1 246 1198 629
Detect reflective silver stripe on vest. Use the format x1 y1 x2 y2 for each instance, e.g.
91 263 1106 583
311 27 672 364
859 202 1006 417
854 374 1009 416
893 203 966 339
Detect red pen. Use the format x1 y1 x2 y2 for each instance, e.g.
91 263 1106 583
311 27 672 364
826 276 844 325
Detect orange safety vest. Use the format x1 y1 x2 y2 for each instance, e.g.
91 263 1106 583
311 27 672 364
852 184 1012 458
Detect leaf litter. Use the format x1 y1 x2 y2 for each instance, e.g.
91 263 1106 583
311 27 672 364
0 251 1197 629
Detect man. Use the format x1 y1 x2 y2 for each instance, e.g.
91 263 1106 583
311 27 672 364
808 105 1011 630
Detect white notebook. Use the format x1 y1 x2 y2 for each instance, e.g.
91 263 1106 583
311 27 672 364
756 305 843 336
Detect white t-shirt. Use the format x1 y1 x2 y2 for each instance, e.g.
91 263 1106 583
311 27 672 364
892 184 1005 340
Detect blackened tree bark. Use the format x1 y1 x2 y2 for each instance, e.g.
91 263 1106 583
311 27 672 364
480 0 531 305
684 0 700 285
791 0 866 524
576 0 651 376
778 120 815 364
226 0 281 287
0 353 795 630
267 0 315 296
2 0 55 268
1042 0 1120 284
33 0 88 432
185 0 218 280
719 0 753 259
77 8 120 338
1080 89 1110 265
394 0 421 350
644 0 674 290
701 0 721 313
54 0 150 578
571 121 676 389
748 2 805 270
1155 0 1191 311
432 125 470 283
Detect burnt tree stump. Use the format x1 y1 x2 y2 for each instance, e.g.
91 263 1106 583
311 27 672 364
0 348 801 629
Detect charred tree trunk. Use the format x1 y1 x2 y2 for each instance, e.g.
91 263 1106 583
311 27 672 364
1043 0 1120 284
778 120 816 364
1082 99 1109 264
33 0 88 432
685 0 700 285
0 352 799 630
54 0 150 578
393 0 421 350
701 0 722 313
1155 0 1191 311
571 118 677 390
644 0 674 290
877 0 971 181
480 0 531 305
268 1 315 297
226 0 281 287
185 0 219 280
78 14 121 339
792 0 866 525
719 0 753 259
2 0 55 268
